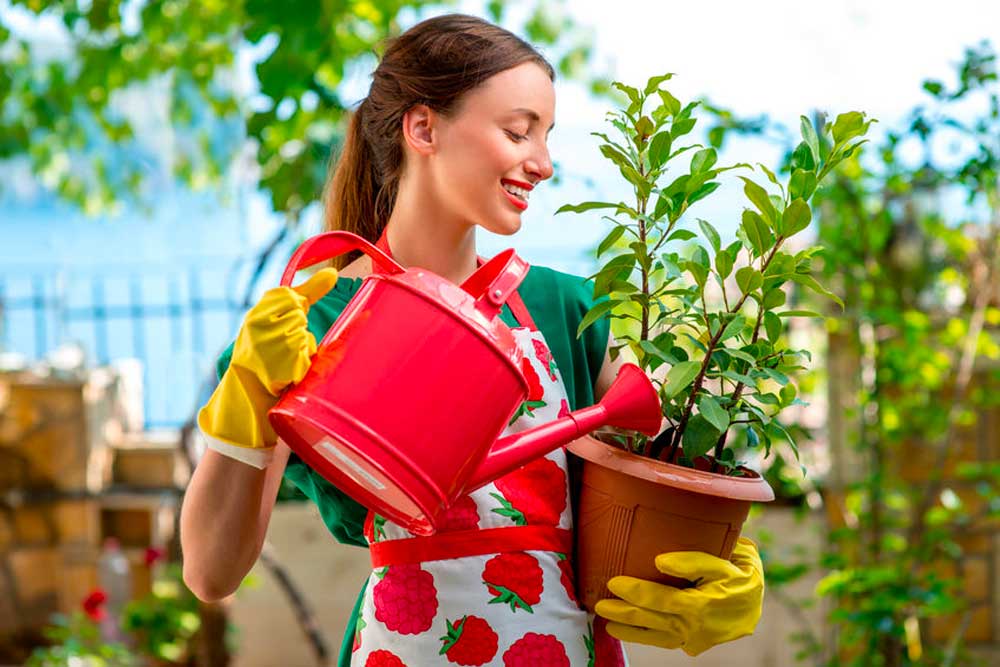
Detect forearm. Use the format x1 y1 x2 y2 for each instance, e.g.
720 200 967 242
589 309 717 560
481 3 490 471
180 447 284 600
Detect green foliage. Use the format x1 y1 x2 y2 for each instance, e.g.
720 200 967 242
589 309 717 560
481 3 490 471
750 42 1000 667
27 564 207 667
25 613 138 667
121 564 202 664
0 0 610 216
558 71 871 472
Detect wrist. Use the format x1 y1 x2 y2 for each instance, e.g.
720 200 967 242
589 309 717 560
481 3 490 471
198 427 276 469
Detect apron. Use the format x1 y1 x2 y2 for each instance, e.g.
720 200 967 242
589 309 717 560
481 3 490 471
349 231 626 667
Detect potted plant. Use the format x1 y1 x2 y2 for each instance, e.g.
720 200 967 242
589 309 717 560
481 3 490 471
557 73 872 610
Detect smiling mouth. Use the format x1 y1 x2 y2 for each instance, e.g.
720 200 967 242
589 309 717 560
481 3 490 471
501 182 529 210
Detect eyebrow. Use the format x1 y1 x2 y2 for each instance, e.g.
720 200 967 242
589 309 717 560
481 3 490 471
510 108 555 133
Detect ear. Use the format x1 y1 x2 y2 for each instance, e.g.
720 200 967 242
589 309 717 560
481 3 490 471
401 104 436 156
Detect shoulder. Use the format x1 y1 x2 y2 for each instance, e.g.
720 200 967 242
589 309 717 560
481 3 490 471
337 255 372 280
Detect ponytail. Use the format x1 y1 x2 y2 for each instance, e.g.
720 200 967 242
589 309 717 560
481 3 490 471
322 100 394 269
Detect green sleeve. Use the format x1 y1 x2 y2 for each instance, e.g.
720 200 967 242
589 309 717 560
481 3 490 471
210 278 369 548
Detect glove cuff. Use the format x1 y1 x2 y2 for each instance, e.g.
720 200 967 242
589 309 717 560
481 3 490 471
200 429 275 469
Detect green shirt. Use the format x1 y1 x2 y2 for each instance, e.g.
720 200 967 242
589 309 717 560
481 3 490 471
214 264 609 665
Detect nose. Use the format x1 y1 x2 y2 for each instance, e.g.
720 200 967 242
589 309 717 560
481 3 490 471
525 143 554 182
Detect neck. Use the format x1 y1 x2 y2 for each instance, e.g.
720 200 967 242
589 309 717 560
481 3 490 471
382 175 479 284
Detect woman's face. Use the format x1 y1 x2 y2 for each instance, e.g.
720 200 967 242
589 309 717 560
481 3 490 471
428 62 556 236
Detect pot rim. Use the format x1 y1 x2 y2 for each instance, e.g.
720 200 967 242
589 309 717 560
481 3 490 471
567 434 775 502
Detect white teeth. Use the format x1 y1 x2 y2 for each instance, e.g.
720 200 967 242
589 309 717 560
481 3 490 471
502 183 530 200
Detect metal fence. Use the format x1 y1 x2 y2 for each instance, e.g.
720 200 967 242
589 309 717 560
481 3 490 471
0 259 251 428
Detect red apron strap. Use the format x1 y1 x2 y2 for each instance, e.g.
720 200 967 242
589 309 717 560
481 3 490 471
374 227 537 330
503 289 537 331
369 525 573 568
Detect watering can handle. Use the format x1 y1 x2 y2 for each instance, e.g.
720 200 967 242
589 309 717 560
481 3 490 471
280 231 404 287
460 248 530 320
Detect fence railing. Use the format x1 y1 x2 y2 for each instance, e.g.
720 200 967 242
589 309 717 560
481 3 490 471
0 259 252 428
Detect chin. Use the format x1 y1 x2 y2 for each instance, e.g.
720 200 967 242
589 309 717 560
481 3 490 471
482 215 522 237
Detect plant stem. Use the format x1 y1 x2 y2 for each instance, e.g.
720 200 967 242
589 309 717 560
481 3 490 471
672 236 784 465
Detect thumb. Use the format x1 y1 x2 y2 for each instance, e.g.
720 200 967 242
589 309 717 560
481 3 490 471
291 267 339 306
654 550 743 583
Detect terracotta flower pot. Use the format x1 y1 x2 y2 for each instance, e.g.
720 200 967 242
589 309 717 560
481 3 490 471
567 434 774 612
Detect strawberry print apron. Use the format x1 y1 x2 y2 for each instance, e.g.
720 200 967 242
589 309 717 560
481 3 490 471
349 232 627 667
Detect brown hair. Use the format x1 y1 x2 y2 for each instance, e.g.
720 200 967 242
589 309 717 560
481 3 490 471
322 13 555 268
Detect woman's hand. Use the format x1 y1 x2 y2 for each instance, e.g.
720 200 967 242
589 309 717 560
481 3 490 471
197 268 339 466
594 537 764 656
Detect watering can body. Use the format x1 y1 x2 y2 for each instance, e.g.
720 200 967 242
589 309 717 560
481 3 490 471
268 232 662 536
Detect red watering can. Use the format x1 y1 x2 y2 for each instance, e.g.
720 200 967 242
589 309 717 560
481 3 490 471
268 231 662 536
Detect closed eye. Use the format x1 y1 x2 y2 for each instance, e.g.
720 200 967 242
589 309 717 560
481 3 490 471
505 129 528 143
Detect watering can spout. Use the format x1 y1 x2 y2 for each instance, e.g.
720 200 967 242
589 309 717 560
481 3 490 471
467 363 662 490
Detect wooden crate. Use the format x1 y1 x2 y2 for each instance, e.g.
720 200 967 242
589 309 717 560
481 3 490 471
99 492 179 550
8 498 101 549
0 375 117 493
5 547 61 629
112 429 189 489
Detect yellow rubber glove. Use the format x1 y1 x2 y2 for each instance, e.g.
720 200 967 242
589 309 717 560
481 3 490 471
197 268 339 467
594 537 764 656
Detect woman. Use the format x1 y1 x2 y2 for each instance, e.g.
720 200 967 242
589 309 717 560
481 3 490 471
181 13 764 666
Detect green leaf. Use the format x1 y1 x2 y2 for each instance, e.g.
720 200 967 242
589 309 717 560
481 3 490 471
719 313 746 343
644 73 675 94
790 142 815 171
699 396 730 433
598 226 627 256
790 274 845 309
681 414 721 460
687 181 720 206
612 82 640 106
635 116 655 141
667 228 697 242
779 383 797 407
653 194 672 220
788 169 817 200
686 260 708 287
739 176 777 228
761 367 790 385
663 360 702 398
657 89 682 116
690 148 717 173
777 309 824 318
671 117 696 139
600 144 634 171
762 288 786 309
576 299 616 337
800 115 820 163
832 111 870 145
922 80 945 98
556 201 622 214
720 347 756 364
740 210 767 256
764 311 782 342
757 162 780 188
648 131 673 170
736 266 763 294
723 369 757 387
782 198 812 235
715 249 734 279
696 218 721 253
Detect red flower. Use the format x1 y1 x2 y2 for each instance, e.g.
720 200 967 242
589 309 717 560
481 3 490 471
82 588 107 621
144 546 165 567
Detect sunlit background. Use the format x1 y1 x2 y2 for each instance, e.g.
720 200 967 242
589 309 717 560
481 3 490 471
1 1 998 666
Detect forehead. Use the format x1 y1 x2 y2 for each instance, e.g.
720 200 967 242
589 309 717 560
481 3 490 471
456 62 555 124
